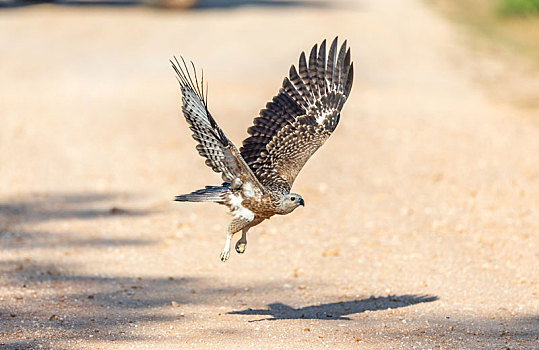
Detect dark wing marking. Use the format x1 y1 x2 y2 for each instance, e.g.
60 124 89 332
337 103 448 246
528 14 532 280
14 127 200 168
171 57 265 191
240 38 354 193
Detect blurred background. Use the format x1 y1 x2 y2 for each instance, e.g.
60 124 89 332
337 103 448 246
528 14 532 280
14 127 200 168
0 0 538 348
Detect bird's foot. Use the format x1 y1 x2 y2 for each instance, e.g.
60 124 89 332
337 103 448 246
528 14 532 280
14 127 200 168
220 249 230 262
235 240 247 254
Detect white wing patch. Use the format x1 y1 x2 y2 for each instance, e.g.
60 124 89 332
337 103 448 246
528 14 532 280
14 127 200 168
241 182 255 198
234 205 255 221
315 109 333 125
228 193 243 208
227 193 255 221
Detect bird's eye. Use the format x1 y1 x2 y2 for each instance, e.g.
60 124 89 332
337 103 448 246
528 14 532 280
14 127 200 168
290 197 296 201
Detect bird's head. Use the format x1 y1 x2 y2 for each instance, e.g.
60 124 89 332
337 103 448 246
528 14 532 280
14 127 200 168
276 193 305 215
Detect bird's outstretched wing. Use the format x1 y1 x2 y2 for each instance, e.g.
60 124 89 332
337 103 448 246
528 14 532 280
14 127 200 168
171 57 264 190
240 38 354 193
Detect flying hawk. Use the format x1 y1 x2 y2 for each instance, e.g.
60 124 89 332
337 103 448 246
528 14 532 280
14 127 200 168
172 38 353 262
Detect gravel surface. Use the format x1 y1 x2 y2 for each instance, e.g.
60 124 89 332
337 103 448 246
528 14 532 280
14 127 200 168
1 0 538 348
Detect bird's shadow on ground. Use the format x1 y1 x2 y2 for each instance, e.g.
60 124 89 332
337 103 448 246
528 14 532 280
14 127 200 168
229 294 438 321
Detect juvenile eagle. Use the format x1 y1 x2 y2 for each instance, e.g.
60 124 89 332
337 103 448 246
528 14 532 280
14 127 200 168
172 38 353 262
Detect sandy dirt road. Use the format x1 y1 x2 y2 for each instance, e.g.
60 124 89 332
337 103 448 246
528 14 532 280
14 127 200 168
1 0 538 348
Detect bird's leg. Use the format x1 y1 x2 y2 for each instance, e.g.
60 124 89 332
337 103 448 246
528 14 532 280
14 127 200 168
235 228 248 254
220 218 245 262
221 217 259 262
220 232 234 262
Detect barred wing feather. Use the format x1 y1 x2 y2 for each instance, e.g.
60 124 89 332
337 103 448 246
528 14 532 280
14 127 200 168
240 38 354 193
171 57 262 191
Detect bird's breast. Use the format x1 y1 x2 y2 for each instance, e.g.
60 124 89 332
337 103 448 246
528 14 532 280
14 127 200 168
241 195 276 220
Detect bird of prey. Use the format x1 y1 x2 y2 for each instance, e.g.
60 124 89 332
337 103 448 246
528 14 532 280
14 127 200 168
172 38 353 262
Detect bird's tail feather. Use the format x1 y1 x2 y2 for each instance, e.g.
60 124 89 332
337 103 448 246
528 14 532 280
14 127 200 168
175 183 230 204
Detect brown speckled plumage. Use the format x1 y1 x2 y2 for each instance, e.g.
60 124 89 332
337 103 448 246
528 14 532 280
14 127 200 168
172 38 353 261
241 38 353 193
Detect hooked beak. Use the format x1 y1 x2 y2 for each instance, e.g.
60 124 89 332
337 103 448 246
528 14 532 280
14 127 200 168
298 198 305 206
